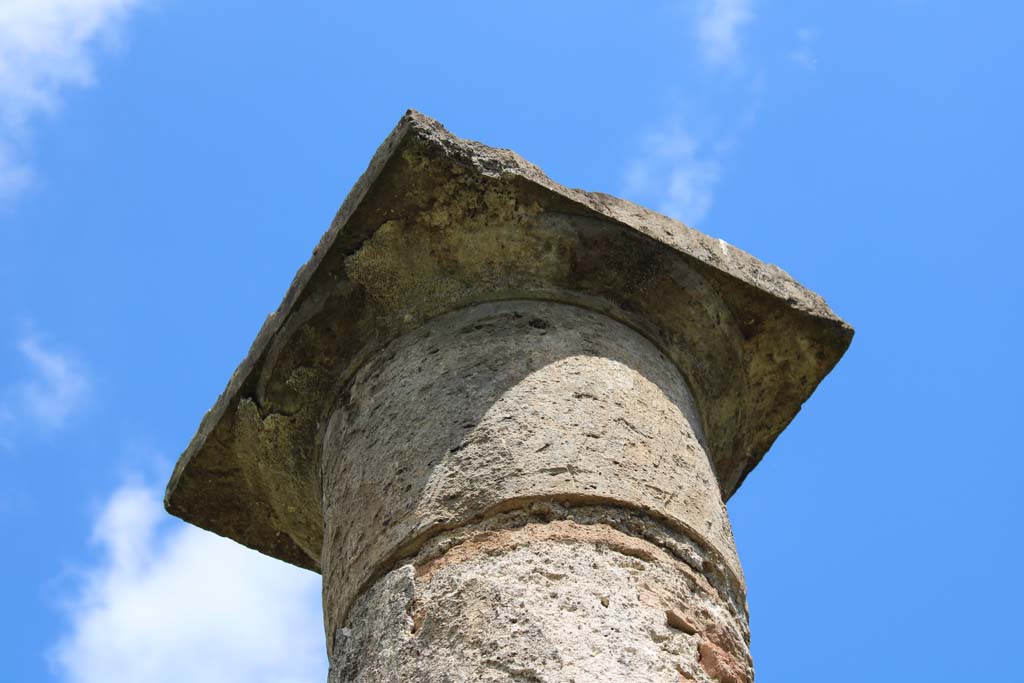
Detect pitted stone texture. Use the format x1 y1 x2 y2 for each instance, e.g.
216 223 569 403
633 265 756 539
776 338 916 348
329 522 751 683
165 111 853 571
321 301 742 631
400 502 748 625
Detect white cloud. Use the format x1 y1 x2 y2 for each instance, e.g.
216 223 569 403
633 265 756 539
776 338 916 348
15 334 90 429
0 0 145 199
625 123 721 225
790 27 819 70
622 1 758 226
52 482 327 683
695 0 753 68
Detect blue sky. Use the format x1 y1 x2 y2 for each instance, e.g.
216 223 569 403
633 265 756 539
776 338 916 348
1 1 1021 681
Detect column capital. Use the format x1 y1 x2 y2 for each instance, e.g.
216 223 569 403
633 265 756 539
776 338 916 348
164 110 852 572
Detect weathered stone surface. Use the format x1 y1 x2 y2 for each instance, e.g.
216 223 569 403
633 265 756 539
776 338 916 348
329 520 751 683
164 110 852 572
164 112 855 681
321 301 743 637
318 300 755 680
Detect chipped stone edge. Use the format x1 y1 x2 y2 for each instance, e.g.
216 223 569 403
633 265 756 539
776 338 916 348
165 109 853 561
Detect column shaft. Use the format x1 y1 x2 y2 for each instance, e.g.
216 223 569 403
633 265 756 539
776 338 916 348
322 301 751 682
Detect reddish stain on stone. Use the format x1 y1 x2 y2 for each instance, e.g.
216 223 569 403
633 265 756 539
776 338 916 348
699 640 750 683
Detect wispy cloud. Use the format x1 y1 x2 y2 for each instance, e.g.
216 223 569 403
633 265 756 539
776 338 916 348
0 0 146 200
0 331 90 444
623 1 757 227
625 123 721 225
695 0 754 68
16 334 90 429
52 481 327 683
790 28 819 70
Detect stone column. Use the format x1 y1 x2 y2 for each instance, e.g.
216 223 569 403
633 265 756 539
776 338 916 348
323 301 748 682
164 111 852 683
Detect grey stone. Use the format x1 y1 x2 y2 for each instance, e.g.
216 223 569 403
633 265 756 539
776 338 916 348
164 110 852 574
320 301 746 645
321 300 758 680
323 301 741 634
330 521 751 683
164 111 852 681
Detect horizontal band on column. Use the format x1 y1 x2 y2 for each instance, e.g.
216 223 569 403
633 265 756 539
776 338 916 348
330 497 748 638
329 511 752 683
